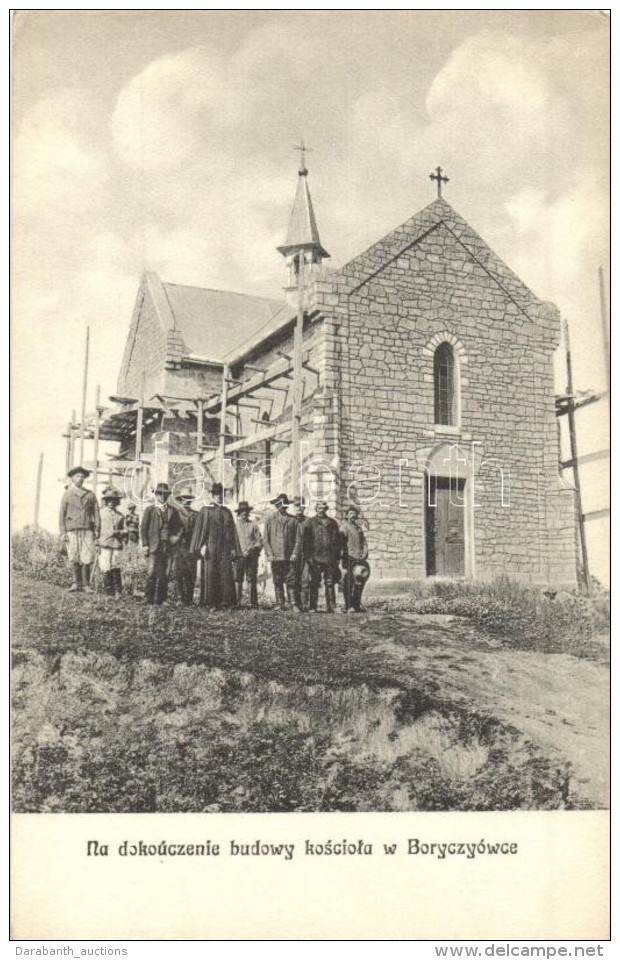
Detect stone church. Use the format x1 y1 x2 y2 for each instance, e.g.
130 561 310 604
106 161 577 588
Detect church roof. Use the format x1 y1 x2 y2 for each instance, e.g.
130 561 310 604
277 167 330 259
161 280 284 363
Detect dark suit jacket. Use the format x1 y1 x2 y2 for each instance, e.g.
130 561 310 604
140 503 183 552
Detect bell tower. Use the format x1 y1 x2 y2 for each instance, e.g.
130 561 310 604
277 144 329 305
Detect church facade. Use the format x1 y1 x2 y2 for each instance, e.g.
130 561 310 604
111 167 577 588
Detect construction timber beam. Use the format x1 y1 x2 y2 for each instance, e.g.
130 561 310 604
201 414 313 464
202 350 311 415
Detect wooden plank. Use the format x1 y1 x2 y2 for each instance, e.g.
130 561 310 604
34 453 43 527
583 508 610 522
560 448 610 470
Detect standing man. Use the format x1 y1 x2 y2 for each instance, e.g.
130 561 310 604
98 487 125 599
140 482 183 605
234 501 262 608
340 505 370 613
263 493 301 610
301 500 341 613
190 482 240 609
59 465 100 594
291 496 307 611
173 487 198 606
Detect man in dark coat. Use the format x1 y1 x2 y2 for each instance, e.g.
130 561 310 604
172 487 198 606
263 493 301 610
190 482 240 609
140 482 183 605
301 500 341 613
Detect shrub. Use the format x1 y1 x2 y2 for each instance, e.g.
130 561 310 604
11 526 67 585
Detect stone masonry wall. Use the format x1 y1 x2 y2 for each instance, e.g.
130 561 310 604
308 199 577 586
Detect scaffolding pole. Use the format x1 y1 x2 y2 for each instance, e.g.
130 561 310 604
292 253 305 497
564 318 590 593
79 326 90 466
93 385 101 497
218 365 230 485
34 453 43 527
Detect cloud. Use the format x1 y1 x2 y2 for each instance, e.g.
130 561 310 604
15 89 108 218
111 46 221 169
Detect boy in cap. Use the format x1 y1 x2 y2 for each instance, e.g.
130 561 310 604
124 502 140 544
59 466 101 593
98 487 125 599
263 493 301 610
301 500 341 613
340 505 370 613
234 501 262 608
190 482 240 609
140 482 183 605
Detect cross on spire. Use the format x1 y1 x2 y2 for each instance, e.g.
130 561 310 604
430 165 450 198
294 140 311 176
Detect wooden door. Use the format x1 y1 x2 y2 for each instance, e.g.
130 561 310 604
426 476 465 577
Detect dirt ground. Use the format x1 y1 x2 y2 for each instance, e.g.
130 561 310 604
12 577 610 809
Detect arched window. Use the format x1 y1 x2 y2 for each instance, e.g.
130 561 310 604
434 342 455 425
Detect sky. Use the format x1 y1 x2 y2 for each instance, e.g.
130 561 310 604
12 10 610 579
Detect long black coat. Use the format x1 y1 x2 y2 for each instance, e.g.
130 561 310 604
190 504 240 608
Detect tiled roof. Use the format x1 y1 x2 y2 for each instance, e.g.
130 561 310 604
161 282 284 363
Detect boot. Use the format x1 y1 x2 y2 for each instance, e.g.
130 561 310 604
353 583 365 613
275 584 286 610
285 585 295 609
70 563 82 592
249 580 258 609
328 585 338 613
103 571 114 597
82 564 94 594
325 585 334 614
113 568 123 600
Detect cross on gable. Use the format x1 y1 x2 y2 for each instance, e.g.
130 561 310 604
430 166 450 198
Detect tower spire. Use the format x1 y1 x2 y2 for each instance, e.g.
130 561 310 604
277 145 329 261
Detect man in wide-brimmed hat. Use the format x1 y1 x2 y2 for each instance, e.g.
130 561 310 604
172 486 198 605
190 482 240 609
340 504 371 613
98 487 125 600
140 481 183 605
301 500 341 613
59 465 100 593
263 493 301 610
233 500 262 608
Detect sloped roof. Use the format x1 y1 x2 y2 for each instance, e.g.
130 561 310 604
161 281 284 363
277 169 329 259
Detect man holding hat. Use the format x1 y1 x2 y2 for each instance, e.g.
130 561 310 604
340 505 371 613
98 487 125 599
172 486 198 606
301 500 341 613
234 501 262 608
190 482 240 609
140 481 183 605
263 493 301 610
59 466 100 593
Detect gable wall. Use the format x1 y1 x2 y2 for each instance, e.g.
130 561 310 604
321 219 576 585
117 288 168 400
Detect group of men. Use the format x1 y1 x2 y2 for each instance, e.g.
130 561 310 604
59 467 370 613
